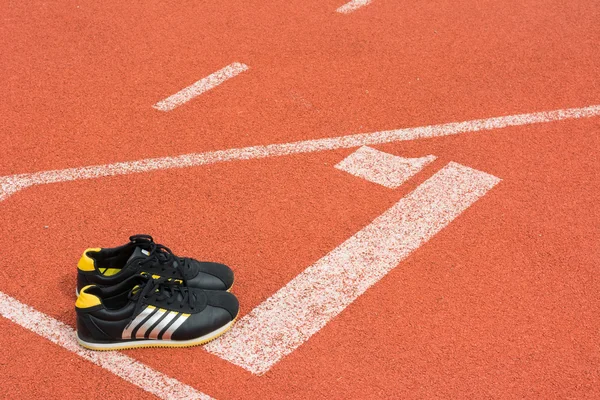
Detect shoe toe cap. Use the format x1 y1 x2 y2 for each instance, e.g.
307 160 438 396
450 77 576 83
171 291 239 340
189 261 235 290
205 290 239 319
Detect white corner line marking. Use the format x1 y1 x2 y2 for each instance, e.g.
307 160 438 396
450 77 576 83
335 146 436 188
0 291 214 400
336 0 372 14
153 62 249 112
1 104 599 202
204 162 501 375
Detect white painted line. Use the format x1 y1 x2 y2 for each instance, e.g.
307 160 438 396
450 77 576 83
153 62 249 111
335 146 436 188
205 162 501 374
1 104 598 202
0 291 214 400
336 0 372 14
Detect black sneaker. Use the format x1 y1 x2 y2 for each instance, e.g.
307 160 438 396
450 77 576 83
75 275 239 350
76 235 234 295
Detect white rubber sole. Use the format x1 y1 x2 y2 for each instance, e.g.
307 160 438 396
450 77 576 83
77 318 236 351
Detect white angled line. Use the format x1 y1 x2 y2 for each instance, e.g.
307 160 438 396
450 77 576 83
1 104 598 202
205 162 501 374
336 0 372 14
0 292 214 400
335 146 436 188
153 62 249 111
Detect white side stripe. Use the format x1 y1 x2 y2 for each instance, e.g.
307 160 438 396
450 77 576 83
135 308 166 338
1 104 598 202
162 313 190 340
148 311 179 339
122 306 155 339
153 63 249 112
0 292 213 400
335 146 436 188
205 162 501 374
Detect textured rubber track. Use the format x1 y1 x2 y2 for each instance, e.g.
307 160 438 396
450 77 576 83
0 318 155 400
1 0 599 399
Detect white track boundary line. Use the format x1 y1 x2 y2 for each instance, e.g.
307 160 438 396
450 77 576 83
1 104 599 202
153 62 249 112
205 162 501 374
336 0 372 14
0 291 214 400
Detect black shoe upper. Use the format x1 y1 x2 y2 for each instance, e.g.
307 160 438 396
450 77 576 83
76 275 239 343
77 235 234 292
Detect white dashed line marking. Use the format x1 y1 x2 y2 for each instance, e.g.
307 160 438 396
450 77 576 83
336 0 372 14
153 62 249 112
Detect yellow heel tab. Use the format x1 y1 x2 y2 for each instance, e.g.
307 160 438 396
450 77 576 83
77 248 101 272
75 285 102 309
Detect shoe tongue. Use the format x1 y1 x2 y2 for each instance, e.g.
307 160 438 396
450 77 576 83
127 246 151 264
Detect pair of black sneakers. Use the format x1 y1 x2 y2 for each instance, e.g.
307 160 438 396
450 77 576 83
75 235 238 350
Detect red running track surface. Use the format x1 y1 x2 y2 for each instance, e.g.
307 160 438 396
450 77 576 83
1 0 599 398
